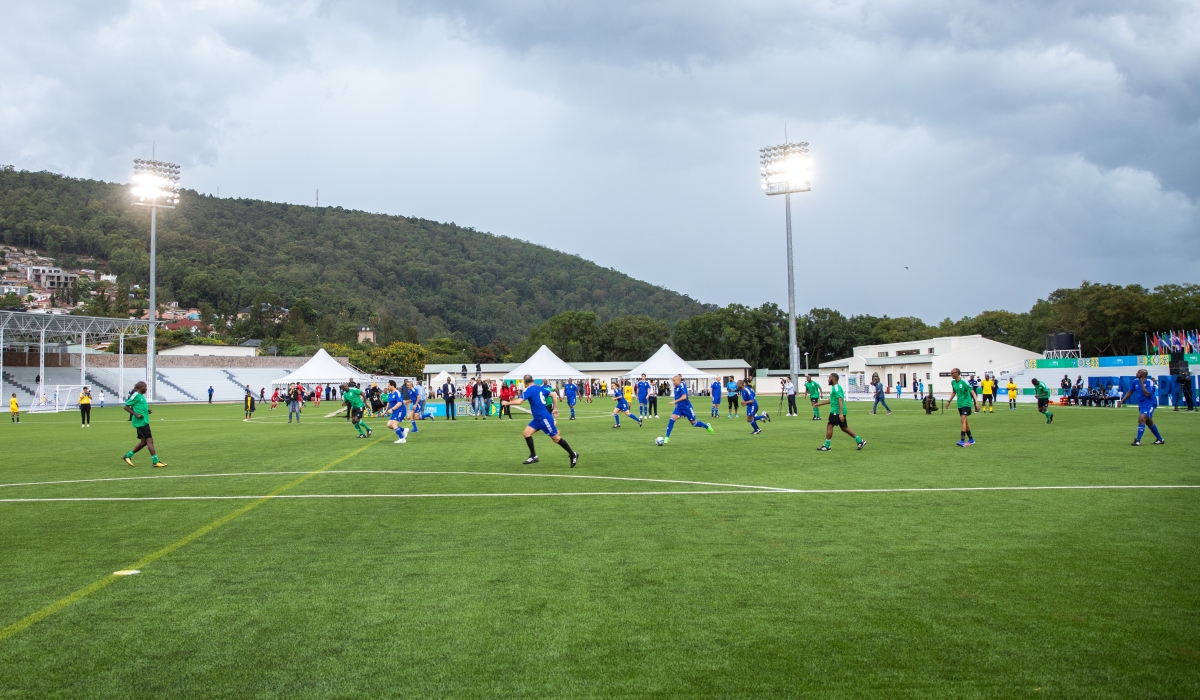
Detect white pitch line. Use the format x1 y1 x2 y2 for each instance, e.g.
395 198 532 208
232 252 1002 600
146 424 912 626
0 470 790 492
0 484 1197 504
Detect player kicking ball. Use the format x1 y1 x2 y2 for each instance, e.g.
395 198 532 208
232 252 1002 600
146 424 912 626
612 387 643 428
948 368 979 446
813 372 865 451
385 380 410 443
122 381 166 468
738 379 770 434
341 383 372 438
503 374 579 467
1122 368 1164 446
660 374 714 444
1032 378 1054 424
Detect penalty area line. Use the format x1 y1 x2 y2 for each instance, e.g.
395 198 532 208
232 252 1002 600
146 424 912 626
0 437 386 643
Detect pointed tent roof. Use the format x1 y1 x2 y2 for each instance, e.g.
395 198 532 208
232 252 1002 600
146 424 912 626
271 348 369 386
502 345 584 381
621 344 714 379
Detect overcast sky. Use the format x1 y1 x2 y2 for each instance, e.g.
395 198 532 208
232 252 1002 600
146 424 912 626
3 0 1198 321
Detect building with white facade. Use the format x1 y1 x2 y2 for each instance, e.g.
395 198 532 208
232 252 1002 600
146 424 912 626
21 266 78 289
158 344 259 357
818 335 1040 396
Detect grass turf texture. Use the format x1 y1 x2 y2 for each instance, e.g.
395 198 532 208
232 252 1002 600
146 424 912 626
1 398 1198 698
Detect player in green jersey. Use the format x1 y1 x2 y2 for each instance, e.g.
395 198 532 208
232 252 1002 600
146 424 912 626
948 368 979 446
804 374 823 420
813 373 865 451
1032 378 1054 424
122 381 166 467
341 383 372 438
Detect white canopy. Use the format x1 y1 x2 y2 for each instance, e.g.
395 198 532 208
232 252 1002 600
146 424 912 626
430 370 452 386
271 348 369 386
502 345 583 381
621 344 714 379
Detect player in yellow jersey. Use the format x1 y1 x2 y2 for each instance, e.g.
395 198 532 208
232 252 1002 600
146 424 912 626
1006 378 1018 409
980 375 995 413
9 392 19 423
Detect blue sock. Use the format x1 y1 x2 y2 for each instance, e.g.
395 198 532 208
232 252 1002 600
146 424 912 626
395 427 404 438
666 418 675 437
570 406 575 418
1137 424 1145 441
411 421 418 431
1150 424 1163 440
614 414 620 426
695 421 709 430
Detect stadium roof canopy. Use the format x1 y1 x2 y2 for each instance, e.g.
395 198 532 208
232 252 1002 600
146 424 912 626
502 345 582 381
0 310 156 345
271 348 370 386
621 344 714 379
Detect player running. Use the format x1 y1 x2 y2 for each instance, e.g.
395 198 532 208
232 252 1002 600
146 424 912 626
1032 378 1054 424
122 381 166 468
710 377 722 418
403 379 421 434
342 382 372 438
385 380 410 443
1122 369 1164 446
804 374 822 420
948 368 979 446
636 374 651 421
612 382 643 428
564 379 579 420
502 375 579 467
738 379 770 434
662 374 714 444
1006 377 1018 409
813 372 865 451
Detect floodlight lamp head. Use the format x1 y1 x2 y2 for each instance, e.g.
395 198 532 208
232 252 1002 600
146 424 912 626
759 141 811 195
131 158 181 207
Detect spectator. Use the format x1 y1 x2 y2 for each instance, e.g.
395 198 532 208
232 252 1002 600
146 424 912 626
481 379 493 419
871 373 891 415
648 380 659 418
1177 370 1195 412
207 385 214 403
499 382 514 419
442 378 457 420
471 379 482 419
287 383 302 423
783 378 797 416
1060 375 1072 397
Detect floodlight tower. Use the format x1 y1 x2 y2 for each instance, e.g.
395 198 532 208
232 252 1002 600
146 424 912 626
759 141 811 391
131 157 181 402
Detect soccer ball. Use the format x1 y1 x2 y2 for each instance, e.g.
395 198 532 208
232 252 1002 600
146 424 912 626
655 437 665 446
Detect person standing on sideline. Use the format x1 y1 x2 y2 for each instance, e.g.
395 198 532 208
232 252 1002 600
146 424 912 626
1006 377 1019 409
122 381 166 468
442 378 457 420
661 374 714 444
502 374 578 467
725 377 739 418
79 387 92 427
244 385 255 421
814 372 865 451
710 377 722 418
98 390 104 409
10 392 19 423
481 379 493 419
912 378 920 401
208 385 214 404
1032 378 1054 424
563 379 579 420
980 375 995 413
949 368 979 446
870 373 891 415
648 380 659 418
288 383 302 423
1121 369 1165 446
804 374 822 420
784 377 797 416
636 374 651 421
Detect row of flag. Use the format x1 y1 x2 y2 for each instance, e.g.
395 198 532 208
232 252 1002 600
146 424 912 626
1150 330 1199 354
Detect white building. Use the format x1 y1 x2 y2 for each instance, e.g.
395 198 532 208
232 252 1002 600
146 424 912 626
818 335 1040 396
21 266 78 289
158 344 258 357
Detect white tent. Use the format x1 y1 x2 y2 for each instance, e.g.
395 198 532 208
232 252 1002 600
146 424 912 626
621 345 714 379
502 345 583 381
271 349 369 386
430 370 452 386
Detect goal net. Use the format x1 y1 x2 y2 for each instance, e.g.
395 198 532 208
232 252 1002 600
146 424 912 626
28 385 86 413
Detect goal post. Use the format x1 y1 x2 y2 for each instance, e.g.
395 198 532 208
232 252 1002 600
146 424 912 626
28 385 86 413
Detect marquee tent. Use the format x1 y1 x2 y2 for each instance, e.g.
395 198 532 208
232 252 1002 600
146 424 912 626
501 345 583 381
271 348 369 386
621 345 714 379
430 370 452 386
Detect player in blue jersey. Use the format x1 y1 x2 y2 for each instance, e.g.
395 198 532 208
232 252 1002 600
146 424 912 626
403 379 421 434
502 374 579 466
385 380 410 443
636 374 651 420
613 382 643 428
662 374 714 444
710 378 722 418
563 379 579 420
1121 368 1164 446
738 379 771 434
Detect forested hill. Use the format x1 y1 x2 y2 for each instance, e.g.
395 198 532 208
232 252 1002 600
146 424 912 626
0 168 712 345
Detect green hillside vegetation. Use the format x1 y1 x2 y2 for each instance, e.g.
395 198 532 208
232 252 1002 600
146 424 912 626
0 167 711 347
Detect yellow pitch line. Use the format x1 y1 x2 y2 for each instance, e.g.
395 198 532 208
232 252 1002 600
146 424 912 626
0 437 383 643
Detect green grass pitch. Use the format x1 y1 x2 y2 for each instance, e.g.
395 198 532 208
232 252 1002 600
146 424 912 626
1 396 1197 698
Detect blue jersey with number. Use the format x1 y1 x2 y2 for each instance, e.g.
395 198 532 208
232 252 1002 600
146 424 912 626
673 383 692 409
564 383 578 402
524 385 554 419
741 386 756 405
711 381 721 400
1133 378 1157 411
636 381 650 401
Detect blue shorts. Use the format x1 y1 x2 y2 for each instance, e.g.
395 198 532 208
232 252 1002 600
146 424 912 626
746 402 759 417
616 398 630 411
567 397 576 406
673 403 696 422
529 415 559 437
389 407 406 421
712 395 721 405
638 395 648 405
1139 405 1156 418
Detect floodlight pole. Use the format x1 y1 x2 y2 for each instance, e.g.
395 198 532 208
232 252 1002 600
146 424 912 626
759 140 810 394
147 205 157 401
785 192 798 392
